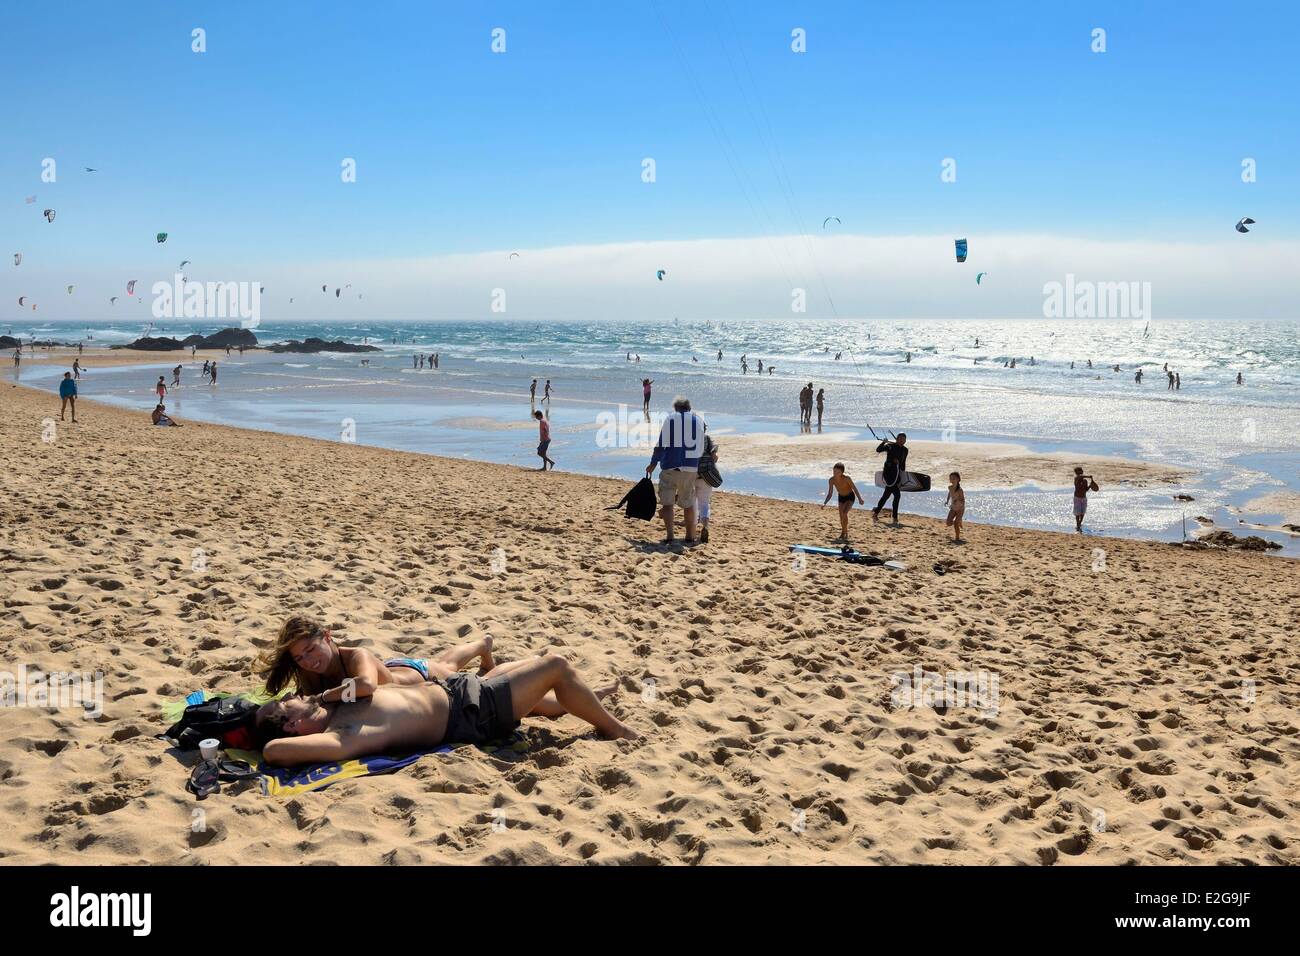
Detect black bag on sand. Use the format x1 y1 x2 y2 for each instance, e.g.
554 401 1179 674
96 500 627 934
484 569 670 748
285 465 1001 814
609 476 657 521
162 696 261 750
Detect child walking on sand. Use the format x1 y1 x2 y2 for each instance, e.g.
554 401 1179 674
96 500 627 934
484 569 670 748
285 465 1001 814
534 410 555 470
822 463 865 542
944 471 965 542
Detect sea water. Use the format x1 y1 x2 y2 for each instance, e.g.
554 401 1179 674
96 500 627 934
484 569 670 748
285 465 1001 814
13 318 1300 555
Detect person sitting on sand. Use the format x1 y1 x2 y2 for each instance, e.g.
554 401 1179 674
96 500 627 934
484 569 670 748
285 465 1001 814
945 471 965 543
1072 466 1099 532
255 654 637 765
152 403 181 426
822 462 865 542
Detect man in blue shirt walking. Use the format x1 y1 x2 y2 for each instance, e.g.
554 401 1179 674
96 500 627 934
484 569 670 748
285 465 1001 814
646 395 704 545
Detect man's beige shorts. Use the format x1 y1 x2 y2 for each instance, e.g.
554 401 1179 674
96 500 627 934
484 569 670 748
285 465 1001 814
659 467 698 509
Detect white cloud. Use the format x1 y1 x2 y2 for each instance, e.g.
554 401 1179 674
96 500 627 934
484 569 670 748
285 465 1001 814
18 233 1299 323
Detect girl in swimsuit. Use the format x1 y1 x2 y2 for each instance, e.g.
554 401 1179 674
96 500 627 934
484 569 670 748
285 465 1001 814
944 471 965 543
822 463 865 542
259 616 616 718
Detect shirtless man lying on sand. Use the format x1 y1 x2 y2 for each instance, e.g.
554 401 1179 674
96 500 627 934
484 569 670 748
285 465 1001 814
257 655 638 766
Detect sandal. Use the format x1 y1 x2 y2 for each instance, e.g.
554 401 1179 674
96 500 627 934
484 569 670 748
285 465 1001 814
217 759 259 782
186 758 221 799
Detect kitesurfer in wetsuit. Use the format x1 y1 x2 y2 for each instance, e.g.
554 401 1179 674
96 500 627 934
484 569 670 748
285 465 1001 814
872 433 908 524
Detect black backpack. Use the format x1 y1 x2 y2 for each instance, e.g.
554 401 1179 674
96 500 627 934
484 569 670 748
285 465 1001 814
608 476 657 521
161 696 261 750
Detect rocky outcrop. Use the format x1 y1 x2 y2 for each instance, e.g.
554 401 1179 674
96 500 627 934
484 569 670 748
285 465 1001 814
114 328 259 351
113 336 186 351
1184 530 1282 552
192 328 258 349
267 338 381 354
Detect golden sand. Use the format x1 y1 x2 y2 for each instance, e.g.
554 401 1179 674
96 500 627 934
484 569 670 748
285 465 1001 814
1 382 1296 864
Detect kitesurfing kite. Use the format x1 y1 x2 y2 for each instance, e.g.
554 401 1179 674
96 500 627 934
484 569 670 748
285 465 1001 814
13 253 20 266
84 167 98 173
321 285 328 293
509 252 520 260
43 208 55 223
976 272 988 284
126 279 137 295
66 285 74 294
822 216 841 229
335 288 341 298
17 297 25 306
1235 217 1255 233
110 297 118 305
156 232 168 243
656 270 666 281
954 239 968 263
179 260 190 270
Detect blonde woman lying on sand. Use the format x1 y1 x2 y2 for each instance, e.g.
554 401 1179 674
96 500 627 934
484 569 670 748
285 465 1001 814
257 615 616 720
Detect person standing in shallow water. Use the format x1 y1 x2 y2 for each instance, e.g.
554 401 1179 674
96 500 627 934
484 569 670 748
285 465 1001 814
1072 466 1099 532
815 388 825 427
529 378 537 404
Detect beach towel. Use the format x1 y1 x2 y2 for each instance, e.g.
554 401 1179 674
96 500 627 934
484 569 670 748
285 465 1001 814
609 476 657 520
161 690 530 797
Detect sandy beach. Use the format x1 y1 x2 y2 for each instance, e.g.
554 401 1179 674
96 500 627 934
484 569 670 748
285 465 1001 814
1 381 1297 865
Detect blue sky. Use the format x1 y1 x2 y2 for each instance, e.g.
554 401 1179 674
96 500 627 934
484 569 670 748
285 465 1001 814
3 0 1298 320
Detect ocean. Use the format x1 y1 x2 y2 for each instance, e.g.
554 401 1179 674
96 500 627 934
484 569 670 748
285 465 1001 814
11 317 1300 555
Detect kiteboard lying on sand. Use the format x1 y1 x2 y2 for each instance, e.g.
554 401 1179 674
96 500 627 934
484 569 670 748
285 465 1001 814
790 545 906 571
873 470 931 493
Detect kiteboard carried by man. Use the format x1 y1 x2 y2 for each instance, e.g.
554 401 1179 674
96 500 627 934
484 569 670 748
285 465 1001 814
871 433 931 524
